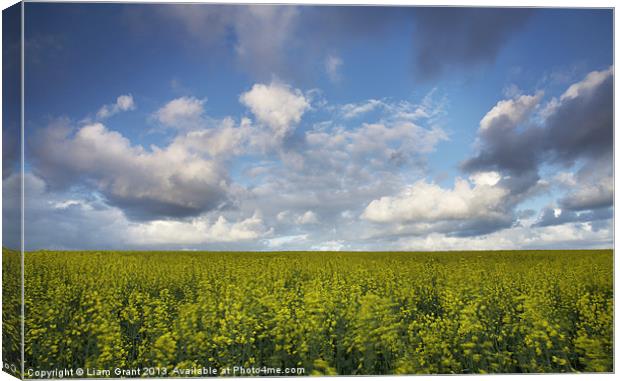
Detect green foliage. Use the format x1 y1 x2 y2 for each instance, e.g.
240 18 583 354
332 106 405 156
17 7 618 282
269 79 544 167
21 250 613 375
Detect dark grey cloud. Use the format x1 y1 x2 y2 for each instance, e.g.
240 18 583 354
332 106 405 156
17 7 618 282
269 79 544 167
448 215 515 237
29 121 231 221
462 67 613 198
459 67 613 233
300 6 408 43
104 192 226 222
412 8 533 79
560 190 612 212
146 4 408 83
123 4 534 83
6 172 270 251
543 72 613 166
369 215 516 240
463 127 543 176
558 156 613 211
534 206 612 228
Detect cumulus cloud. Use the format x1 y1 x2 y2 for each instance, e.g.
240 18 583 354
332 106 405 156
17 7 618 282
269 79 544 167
96 94 136 119
543 66 613 166
22 69 611 250
412 8 533 79
306 121 447 168
561 66 613 101
169 116 253 158
457 67 613 236
239 82 310 138
462 93 544 176
463 67 613 190
479 92 543 132
32 83 447 233
3 172 272 250
296 210 319 225
362 173 508 226
31 122 230 220
236 88 451 246
154 96 206 129
274 210 319 225
127 212 270 245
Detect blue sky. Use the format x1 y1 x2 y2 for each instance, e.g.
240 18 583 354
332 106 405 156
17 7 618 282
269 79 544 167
3 3 613 250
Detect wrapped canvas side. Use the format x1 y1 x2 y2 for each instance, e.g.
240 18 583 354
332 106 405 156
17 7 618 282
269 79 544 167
2 2 23 379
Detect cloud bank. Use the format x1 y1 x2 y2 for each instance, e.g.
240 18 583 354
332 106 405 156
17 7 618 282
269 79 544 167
21 66 613 251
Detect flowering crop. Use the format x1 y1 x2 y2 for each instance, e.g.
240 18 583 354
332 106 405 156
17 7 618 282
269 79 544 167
3 249 613 375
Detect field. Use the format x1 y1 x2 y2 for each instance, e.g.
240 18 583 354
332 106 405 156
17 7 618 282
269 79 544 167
2 249 614 376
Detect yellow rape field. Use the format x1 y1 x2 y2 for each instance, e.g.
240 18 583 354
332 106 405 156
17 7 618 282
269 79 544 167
3 249 614 376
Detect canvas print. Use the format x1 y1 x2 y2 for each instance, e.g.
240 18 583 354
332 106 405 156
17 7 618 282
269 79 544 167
1 2 614 378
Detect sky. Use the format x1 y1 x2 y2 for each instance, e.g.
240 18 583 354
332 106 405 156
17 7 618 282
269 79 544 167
2 3 614 251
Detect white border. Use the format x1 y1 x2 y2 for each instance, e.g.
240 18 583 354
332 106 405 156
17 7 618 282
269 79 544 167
0 1 616 381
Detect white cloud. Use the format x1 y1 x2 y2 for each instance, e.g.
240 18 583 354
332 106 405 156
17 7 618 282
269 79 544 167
469 171 501 187
170 116 251 158
96 94 136 119
340 99 383 119
337 91 444 122
325 54 343 82
479 92 543 132
154 96 206 129
296 210 319 225
362 173 508 224
127 212 270 245
311 240 345 251
306 121 448 165
276 210 291 222
276 210 319 225
239 82 309 138
539 67 613 120
26 71 612 251
561 66 613 101
51 199 91 210
264 234 308 248
553 171 577 187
